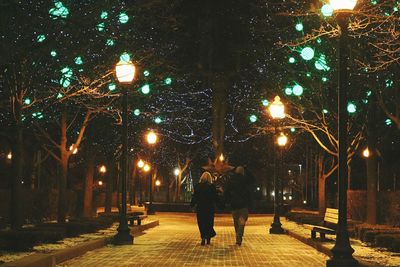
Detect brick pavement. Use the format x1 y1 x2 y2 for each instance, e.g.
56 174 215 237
59 213 328 267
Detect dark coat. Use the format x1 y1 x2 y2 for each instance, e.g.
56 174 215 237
191 182 217 239
224 170 254 210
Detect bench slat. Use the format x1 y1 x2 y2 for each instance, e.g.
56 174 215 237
326 208 338 214
312 226 336 235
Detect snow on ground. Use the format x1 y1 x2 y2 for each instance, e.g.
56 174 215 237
283 218 400 267
0 223 119 264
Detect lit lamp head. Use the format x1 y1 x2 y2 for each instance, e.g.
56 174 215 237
146 130 158 145
269 96 285 119
362 148 370 158
174 168 180 176
99 165 107 173
143 163 151 172
137 159 145 168
155 180 161 186
329 0 357 11
219 153 224 162
115 60 135 84
277 133 288 147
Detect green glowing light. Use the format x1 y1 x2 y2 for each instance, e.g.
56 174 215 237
347 103 356 113
385 79 393 88
61 67 73 78
119 13 129 24
143 70 150 77
285 87 293 95
316 38 322 44
74 56 83 65
141 84 150 94
394 6 398 12
367 91 372 96
262 100 269 106
106 39 114 46
49 2 69 19
154 117 162 124
133 109 140 116
371 0 377 5
289 57 296 63
362 99 368 104
96 22 105 32
321 4 334 17
385 119 392 125
108 83 116 91
100 11 108 19
249 115 258 123
50 50 57 57
300 47 315 61
120 52 130 62
293 84 304 96
57 93 63 99
290 127 296 132
164 77 172 85
322 77 328 82
24 98 31 105
60 78 70 88
306 72 311 77
323 109 328 114
295 23 303 31
36 34 46 42
315 54 330 71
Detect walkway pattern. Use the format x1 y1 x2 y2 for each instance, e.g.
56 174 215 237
59 213 328 267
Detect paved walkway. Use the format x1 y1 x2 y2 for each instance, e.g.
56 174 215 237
59 213 328 267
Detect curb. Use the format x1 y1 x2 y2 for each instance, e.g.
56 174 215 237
284 228 373 267
3 220 159 267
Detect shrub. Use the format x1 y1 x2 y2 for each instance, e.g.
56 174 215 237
0 230 39 251
375 234 400 248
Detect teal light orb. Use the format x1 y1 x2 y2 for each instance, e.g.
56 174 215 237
61 67 73 78
262 99 269 106
141 84 150 94
322 77 328 82
293 84 304 96
74 56 83 65
285 87 293 95
315 54 330 71
290 127 296 132
119 13 129 24
143 70 150 77
24 98 31 105
164 77 172 85
323 109 328 114
96 22 105 32
300 47 315 61
50 50 57 57
249 115 258 123
120 53 130 62
295 23 304 31
347 103 356 113
36 34 46 42
385 119 392 125
154 117 162 124
49 2 69 19
56 93 63 99
108 83 116 91
289 57 296 63
385 79 393 88
60 78 70 88
367 91 372 96
316 38 322 44
321 4 334 17
100 11 108 19
133 109 140 116
106 39 114 46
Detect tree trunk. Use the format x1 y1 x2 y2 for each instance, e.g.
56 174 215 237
105 161 114 214
83 154 95 218
212 74 228 158
10 99 23 229
318 176 326 215
58 111 69 223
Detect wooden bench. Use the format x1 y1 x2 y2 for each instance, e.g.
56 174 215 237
309 208 338 240
127 212 147 226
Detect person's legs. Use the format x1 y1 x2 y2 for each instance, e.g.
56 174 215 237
236 208 248 245
196 211 207 245
231 209 240 244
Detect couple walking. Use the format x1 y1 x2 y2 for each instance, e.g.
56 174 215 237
190 166 254 246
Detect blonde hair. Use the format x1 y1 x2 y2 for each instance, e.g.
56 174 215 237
199 171 213 183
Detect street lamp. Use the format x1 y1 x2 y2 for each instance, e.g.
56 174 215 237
268 95 285 234
146 130 158 145
113 59 136 245
142 163 155 214
99 165 107 174
327 0 358 266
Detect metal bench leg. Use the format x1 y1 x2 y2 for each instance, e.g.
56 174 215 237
138 219 142 226
320 233 326 240
311 231 316 239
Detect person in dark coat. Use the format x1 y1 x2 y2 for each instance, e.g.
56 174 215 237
224 166 254 246
191 171 217 245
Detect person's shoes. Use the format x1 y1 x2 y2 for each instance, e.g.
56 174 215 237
206 237 211 245
236 241 241 246
201 239 206 246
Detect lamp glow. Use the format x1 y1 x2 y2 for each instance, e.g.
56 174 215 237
143 164 151 172
115 60 135 83
219 154 224 162
7 152 12 160
362 148 370 158
269 96 285 119
155 180 161 186
137 159 145 168
174 168 180 176
146 130 158 145
277 133 288 147
329 0 357 10
99 165 107 173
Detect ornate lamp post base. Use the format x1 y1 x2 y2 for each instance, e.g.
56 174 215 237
326 258 358 267
269 216 285 234
113 223 133 245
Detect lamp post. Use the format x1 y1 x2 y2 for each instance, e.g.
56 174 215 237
113 59 135 245
137 159 144 206
145 130 158 214
268 96 285 234
142 163 154 214
327 0 358 266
